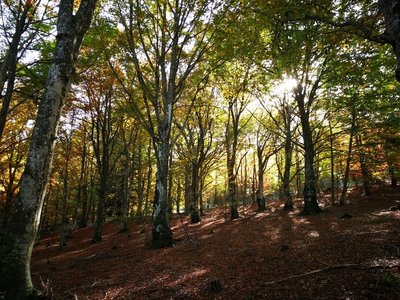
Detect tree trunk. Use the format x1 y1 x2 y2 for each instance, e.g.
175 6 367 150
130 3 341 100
0 2 31 142
256 171 265 211
295 91 321 215
189 162 201 223
78 131 88 228
151 134 174 248
93 175 107 242
228 156 239 219
283 105 293 211
356 134 371 196
184 163 191 214
176 176 182 213
328 119 336 205
283 135 293 211
136 143 145 218
378 0 400 81
0 1 97 297
339 112 356 205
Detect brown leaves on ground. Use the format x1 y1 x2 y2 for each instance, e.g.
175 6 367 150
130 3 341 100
32 186 400 299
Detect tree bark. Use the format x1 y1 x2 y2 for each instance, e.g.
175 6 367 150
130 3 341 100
356 134 371 196
151 133 174 248
256 143 266 211
339 111 356 205
189 162 201 223
0 1 97 298
282 104 293 211
295 88 321 215
378 0 400 81
0 2 33 142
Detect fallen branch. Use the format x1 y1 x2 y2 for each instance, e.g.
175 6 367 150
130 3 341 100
264 263 361 285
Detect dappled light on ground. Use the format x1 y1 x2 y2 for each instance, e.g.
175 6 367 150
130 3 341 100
32 186 400 299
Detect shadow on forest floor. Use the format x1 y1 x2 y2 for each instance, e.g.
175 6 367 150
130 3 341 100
32 185 400 299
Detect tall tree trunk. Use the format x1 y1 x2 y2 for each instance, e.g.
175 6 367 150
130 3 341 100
144 140 152 218
176 176 182 214
0 2 32 142
378 0 400 81
356 134 371 196
189 163 201 223
283 129 293 211
199 175 205 215
184 163 191 214
151 133 174 248
328 119 336 205
78 131 88 228
168 151 174 216
339 112 356 205
228 156 239 219
136 143 145 218
256 142 266 211
388 163 398 187
295 91 321 215
0 1 97 298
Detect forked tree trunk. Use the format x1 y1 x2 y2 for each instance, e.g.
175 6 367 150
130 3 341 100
295 89 321 215
0 1 97 298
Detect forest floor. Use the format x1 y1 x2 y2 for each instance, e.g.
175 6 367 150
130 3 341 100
32 185 400 299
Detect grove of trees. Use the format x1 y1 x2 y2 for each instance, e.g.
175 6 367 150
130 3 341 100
0 0 399 298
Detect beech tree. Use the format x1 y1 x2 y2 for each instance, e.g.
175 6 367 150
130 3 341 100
0 0 98 298
115 0 226 247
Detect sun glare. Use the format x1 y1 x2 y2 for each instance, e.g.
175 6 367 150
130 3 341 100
274 77 297 96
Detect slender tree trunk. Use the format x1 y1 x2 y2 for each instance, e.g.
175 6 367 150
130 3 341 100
199 176 205 215
93 174 107 242
339 113 355 205
136 143 144 218
176 176 182 214
144 141 152 217
328 119 336 205
283 130 293 211
388 164 398 187
184 163 191 214
119 150 132 232
59 166 69 248
356 134 371 196
0 1 97 297
189 163 201 223
168 151 174 216
0 3 31 142
256 142 266 211
78 132 88 228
